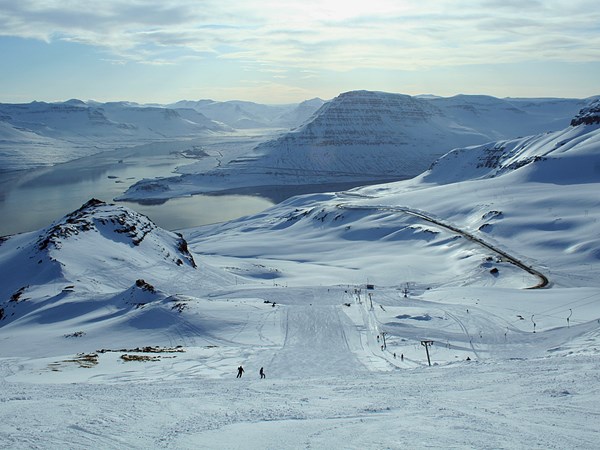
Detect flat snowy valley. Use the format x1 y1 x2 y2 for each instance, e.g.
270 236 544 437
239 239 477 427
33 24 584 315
1 94 599 449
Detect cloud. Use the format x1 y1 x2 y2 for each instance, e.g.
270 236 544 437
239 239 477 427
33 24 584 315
1 0 599 70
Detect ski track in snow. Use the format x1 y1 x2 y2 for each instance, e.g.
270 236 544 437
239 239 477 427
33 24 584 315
2 100 600 448
1 355 599 449
268 304 367 378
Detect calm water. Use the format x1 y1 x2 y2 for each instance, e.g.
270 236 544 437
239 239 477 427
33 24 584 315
0 146 274 236
0 138 398 237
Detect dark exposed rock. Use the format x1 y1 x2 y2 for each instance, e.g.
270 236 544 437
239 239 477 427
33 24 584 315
135 279 156 293
570 99 600 126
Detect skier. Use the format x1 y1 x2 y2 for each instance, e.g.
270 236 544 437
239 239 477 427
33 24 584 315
401 353 404 362
236 365 244 378
259 367 265 379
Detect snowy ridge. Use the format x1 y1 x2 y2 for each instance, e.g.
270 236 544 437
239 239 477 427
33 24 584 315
426 94 587 139
424 118 600 184
167 98 324 130
119 91 591 202
0 100 229 170
570 98 600 126
0 199 205 330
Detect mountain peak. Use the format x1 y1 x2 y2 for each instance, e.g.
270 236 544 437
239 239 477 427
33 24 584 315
37 199 156 251
34 198 196 267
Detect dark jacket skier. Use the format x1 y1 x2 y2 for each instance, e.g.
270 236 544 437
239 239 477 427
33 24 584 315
259 367 265 379
237 365 244 378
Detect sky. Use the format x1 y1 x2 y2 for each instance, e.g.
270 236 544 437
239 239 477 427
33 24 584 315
1 0 599 104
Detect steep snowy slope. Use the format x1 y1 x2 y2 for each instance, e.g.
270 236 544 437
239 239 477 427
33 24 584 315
227 90 488 179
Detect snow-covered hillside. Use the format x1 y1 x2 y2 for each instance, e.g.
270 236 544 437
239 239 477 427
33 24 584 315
120 91 590 203
426 94 588 140
237 91 588 179
167 98 324 129
0 100 229 171
1 100 599 449
191 101 600 290
226 90 490 179
0 198 240 355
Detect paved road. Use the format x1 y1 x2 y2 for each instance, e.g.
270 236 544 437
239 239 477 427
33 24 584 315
337 203 549 289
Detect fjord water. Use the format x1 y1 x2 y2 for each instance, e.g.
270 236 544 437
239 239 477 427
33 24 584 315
0 146 274 236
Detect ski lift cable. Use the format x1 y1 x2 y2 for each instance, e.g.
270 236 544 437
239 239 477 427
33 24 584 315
537 291 600 316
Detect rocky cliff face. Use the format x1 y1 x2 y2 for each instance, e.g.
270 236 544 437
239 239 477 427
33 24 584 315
570 99 600 126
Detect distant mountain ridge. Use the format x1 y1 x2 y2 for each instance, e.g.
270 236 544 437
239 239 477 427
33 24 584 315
420 98 600 186
0 97 325 171
117 90 596 202
219 90 590 181
1 91 593 175
0 100 232 171
0 99 228 141
167 98 325 129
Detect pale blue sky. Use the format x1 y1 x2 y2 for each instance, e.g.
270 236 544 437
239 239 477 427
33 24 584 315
1 0 599 104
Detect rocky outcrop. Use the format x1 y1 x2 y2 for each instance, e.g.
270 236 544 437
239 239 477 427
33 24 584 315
570 99 600 126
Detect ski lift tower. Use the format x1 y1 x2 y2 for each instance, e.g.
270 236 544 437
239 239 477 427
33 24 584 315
421 340 434 366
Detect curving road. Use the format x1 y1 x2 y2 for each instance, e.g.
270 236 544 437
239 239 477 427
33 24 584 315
337 203 549 289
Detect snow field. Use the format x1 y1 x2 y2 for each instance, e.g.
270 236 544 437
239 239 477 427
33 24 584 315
1 101 600 448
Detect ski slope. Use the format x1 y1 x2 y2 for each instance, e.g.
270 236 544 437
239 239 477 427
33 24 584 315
1 100 599 448
1 282 599 448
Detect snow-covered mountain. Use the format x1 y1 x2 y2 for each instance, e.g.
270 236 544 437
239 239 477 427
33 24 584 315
425 94 588 140
0 199 224 338
422 100 600 186
120 90 591 203
1 101 599 449
0 100 227 141
274 97 327 129
0 100 229 171
234 90 589 179
167 98 325 129
227 90 487 179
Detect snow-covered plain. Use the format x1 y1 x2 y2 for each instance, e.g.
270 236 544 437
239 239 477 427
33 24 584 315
1 100 599 449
